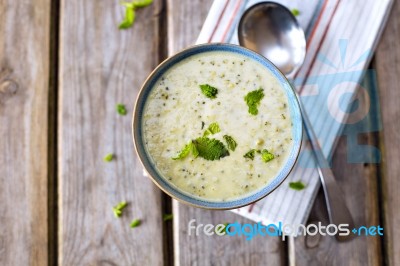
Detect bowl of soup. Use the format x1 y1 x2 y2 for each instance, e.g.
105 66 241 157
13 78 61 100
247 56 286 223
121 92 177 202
133 43 302 209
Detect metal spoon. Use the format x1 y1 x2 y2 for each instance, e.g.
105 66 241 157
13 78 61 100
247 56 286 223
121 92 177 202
238 2 355 241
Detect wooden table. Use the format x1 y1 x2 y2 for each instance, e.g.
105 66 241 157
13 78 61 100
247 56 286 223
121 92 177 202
1 0 399 265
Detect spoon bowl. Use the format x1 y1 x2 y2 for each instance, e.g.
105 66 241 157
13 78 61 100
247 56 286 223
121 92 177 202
238 2 306 78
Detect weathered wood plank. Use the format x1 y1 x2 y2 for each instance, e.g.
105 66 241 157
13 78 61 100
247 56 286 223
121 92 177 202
167 1 286 265
0 0 52 265
292 88 382 264
58 0 166 264
375 1 400 264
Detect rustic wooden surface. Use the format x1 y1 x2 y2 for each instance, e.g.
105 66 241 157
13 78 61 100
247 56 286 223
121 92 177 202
58 0 166 265
375 0 400 265
0 0 399 265
0 1 52 265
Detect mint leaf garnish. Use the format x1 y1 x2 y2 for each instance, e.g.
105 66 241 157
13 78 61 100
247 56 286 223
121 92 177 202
244 88 264 115
119 6 136 29
200 84 218 99
119 0 153 29
243 149 257 160
291 8 300 16
203 122 221 136
103 153 114 162
192 137 229 161
130 219 141 228
132 0 153 8
172 142 192 160
116 103 127 115
261 149 275 162
223 135 237 151
163 214 173 222
289 181 306 191
113 201 128 218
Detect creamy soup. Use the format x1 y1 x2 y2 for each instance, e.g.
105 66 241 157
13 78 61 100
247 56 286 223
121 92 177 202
142 51 293 201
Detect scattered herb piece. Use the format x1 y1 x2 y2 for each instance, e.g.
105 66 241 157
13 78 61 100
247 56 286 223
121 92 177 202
199 84 218 99
112 201 128 218
244 88 264 115
132 0 153 8
203 122 221 136
291 8 300 16
261 149 275 163
201 121 205 130
119 5 136 29
103 153 114 162
130 219 141 228
116 103 127 115
223 223 229 233
216 223 229 235
119 0 153 29
223 135 237 151
244 149 257 160
172 142 199 160
163 214 173 222
289 181 306 191
172 142 193 160
192 137 229 161
191 142 199 158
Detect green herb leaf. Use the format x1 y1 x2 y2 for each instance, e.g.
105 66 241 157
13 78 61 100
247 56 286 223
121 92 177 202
119 6 136 29
132 0 153 8
116 103 128 115
289 181 306 191
223 135 237 151
216 223 229 235
261 149 275 163
200 84 218 99
244 88 264 115
172 142 192 160
203 122 221 136
112 201 128 218
192 137 229 161
191 143 199 158
130 219 141 228
103 153 114 162
163 214 173 222
291 8 300 16
243 149 257 160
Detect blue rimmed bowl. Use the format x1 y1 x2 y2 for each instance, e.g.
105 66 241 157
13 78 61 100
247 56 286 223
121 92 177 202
133 43 302 210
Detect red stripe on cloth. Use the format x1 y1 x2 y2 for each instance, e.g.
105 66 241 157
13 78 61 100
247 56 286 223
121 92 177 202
299 0 341 94
220 0 244 42
207 0 230 43
248 203 255 213
307 0 330 50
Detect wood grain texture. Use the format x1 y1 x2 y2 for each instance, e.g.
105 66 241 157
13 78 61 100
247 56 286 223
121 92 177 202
292 87 382 265
167 1 286 265
58 0 166 264
375 1 400 265
0 0 52 265
174 207 286 266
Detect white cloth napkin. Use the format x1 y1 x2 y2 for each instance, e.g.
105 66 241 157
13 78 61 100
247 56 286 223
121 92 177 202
197 0 393 225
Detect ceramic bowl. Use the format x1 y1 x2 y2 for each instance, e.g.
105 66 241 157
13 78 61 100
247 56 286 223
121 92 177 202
133 43 302 209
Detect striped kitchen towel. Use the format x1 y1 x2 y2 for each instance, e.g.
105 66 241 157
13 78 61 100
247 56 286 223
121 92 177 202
197 0 393 225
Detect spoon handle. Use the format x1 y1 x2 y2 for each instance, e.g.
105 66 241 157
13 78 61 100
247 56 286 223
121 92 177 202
298 97 355 241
